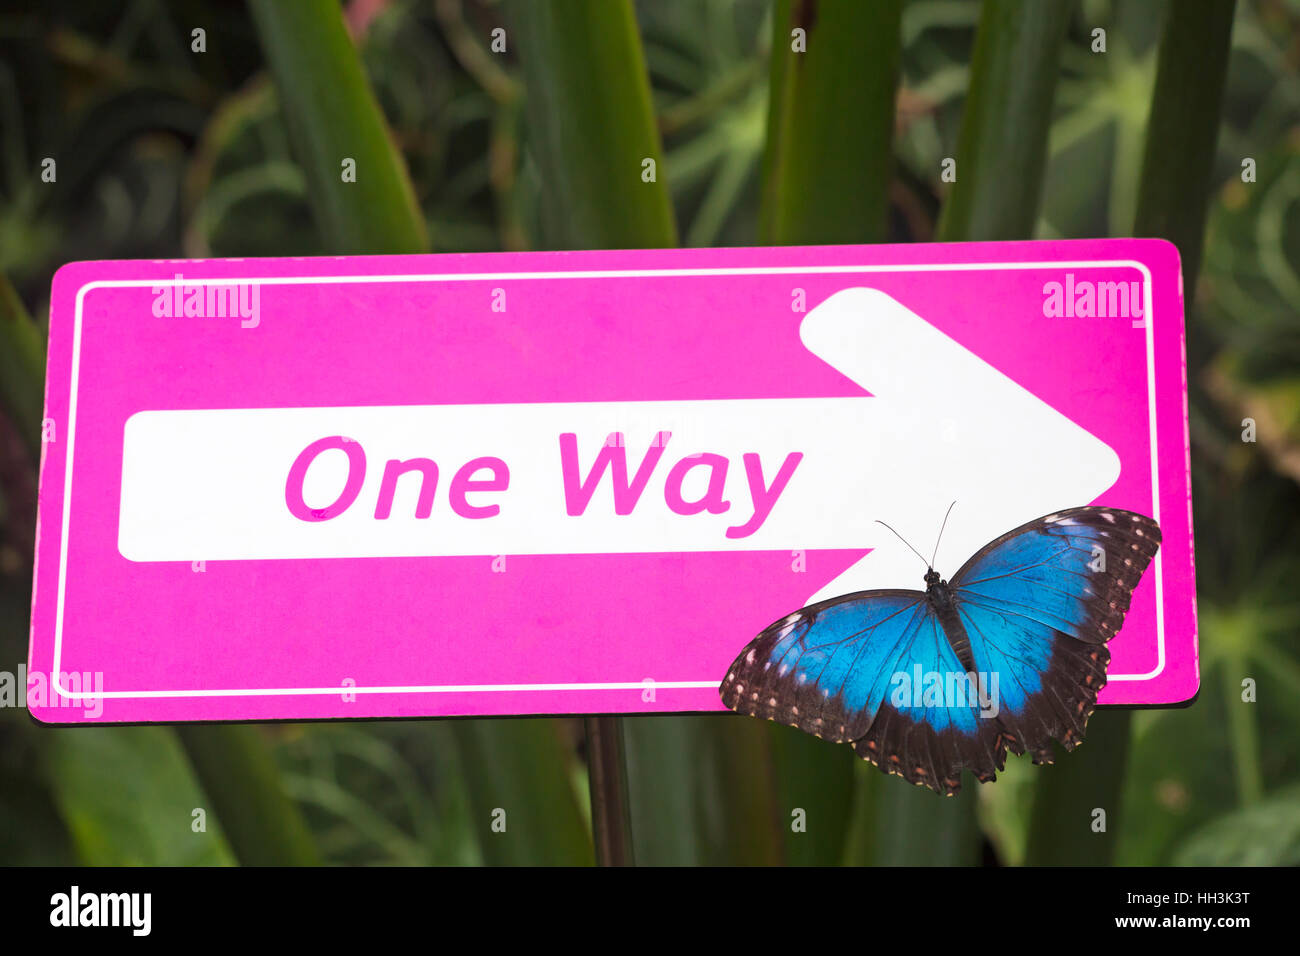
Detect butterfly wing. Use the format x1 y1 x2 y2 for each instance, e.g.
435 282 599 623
719 590 928 744
719 506 1161 794
719 591 999 795
950 506 1161 763
848 610 1002 795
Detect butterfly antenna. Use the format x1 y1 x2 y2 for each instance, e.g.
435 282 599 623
875 520 932 569
931 501 957 569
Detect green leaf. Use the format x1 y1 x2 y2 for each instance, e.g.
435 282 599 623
1133 0 1239 290
872 776 983 866
760 0 902 244
176 725 320 866
1117 702 1235 865
1024 710 1132 865
247 0 428 255
449 719 594 866
624 716 782 866
841 761 879 865
48 727 235 866
507 0 677 248
276 722 482 865
0 577 74 865
622 717 708 866
1172 784 1300 865
769 723 855 865
935 0 1072 242
974 749 1037 866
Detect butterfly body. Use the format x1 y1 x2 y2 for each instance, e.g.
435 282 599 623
922 574 978 674
719 506 1161 795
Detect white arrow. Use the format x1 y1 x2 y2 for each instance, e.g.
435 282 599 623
117 288 1119 578
797 287 1119 601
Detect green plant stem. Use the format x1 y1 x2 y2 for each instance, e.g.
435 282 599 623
1133 0 1238 290
935 0 1072 242
760 0 902 244
449 719 595 866
506 0 677 248
175 726 320 866
247 0 427 255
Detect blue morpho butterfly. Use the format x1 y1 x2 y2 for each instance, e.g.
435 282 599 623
719 505 1161 795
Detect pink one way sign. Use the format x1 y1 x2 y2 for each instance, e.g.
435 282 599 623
28 239 1197 724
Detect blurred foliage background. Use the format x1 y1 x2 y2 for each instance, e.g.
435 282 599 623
1 0 1298 866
